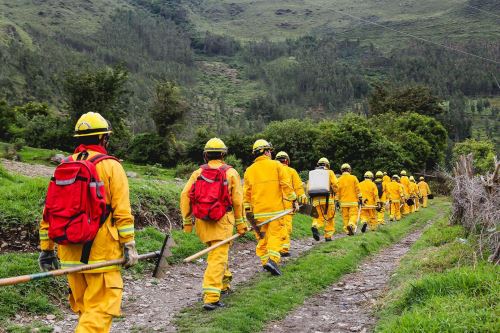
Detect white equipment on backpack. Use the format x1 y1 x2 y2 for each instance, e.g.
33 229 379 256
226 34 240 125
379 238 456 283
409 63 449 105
307 168 331 198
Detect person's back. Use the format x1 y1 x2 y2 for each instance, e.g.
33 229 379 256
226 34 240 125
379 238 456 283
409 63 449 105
359 172 379 231
385 177 404 221
418 177 432 208
336 164 361 235
244 140 296 276
39 112 136 332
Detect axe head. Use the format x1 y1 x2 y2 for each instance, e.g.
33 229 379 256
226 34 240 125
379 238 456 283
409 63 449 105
298 203 319 218
246 212 263 239
152 234 176 279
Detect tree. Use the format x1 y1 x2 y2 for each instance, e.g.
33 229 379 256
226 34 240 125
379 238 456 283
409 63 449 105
150 81 187 138
368 84 444 116
453 139 496 174
0 100 15 140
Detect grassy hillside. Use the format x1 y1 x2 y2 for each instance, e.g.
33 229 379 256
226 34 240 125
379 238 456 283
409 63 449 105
186 0 499 43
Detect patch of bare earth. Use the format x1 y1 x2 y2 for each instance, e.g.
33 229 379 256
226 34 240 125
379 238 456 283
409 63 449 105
264 225 428 333
1 158 54 178
15 235 332 332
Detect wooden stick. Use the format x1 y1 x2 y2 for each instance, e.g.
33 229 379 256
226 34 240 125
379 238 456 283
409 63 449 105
183 209 293 263
0 252 159 287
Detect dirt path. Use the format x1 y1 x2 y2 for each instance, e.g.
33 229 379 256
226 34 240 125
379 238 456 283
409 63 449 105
20 235 336 332
1 158 55 178
264 224 429 333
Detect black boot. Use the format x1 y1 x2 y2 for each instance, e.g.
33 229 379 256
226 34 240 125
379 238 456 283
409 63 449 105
325 237 332 242
361 222 368 233
311 226 320 241
347 225 354 236
203 301 225 311
263 259 282 276
280 252 291 258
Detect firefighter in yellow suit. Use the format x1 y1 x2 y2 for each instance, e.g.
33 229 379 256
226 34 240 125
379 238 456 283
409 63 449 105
336 163 362 236
244 140 297 276
409 176 420 212
418 176 432 208
382 171 391 184
385 175 405 221
310 157 339 242
180 138 246 310
359 171 380 232
400 170 411 215
374 171 387 225
39 112 138 333
276 151 306 256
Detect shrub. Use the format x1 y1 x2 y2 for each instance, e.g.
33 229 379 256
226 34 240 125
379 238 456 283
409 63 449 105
175 162 198 179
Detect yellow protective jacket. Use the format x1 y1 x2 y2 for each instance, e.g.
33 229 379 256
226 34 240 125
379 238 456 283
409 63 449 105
382 175 391 184
385 180 404 202
374 178 386 202
336 172 361 207
311 169 338 206
359 179 379 208
284 165 306 209
243 155 296 221
180 160 244 244
400 176 410 196
39 149 134 273
418 181 431 196
409 182 419 198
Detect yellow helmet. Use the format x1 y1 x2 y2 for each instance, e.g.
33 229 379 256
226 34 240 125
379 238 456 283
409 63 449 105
383 171 387 175
375 171 383 178
74 112 111 137
392 174 400 180
364 171 374 179
419 176 424 181
252 139 273 154
409 176 415 182
276 151 290 161
204 138 227 153
317 157 330 167
401 170 407 176
341 163 351 171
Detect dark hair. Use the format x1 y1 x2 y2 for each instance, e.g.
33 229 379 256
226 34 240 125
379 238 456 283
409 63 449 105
204 152 224 161
76 135 101 145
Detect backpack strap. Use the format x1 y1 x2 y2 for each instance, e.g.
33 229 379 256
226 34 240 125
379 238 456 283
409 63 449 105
88 154 120 165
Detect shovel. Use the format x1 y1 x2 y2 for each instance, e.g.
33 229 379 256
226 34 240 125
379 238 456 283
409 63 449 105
183 209 293 263
0 234 176 287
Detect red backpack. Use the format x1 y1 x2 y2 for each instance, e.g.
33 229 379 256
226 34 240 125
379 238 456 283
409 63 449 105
189 164 233 221
43 152 117 263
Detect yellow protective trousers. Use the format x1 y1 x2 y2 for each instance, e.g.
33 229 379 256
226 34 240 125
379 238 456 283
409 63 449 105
312 204 336 238
281 214 293 254
402 202 410 215
390 202 402 221
341 206 359 233
422 196 428 208
377 206 386 225
203 241 232 303
256 217 285 265
360 208 377 231
68 271 123 333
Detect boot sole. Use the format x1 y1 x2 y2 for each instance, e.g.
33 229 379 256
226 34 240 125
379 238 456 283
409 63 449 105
311 227 320 241
347 225 354 236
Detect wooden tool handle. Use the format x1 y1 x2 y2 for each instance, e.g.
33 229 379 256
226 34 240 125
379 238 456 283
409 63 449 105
0 251 159 287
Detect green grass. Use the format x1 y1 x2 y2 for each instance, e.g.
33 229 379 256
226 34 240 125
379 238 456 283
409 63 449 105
0 253 66 324
0 142 66 166
174 199 449 332
374 213 500 332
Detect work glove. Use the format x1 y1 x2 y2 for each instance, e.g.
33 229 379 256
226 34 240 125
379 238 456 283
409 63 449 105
335 201 340 211
358 198 363 207
38 250 60 272
236 223 248 236
299 194 308 205
123 241 139 268
376 202 383 212
292 201 300 213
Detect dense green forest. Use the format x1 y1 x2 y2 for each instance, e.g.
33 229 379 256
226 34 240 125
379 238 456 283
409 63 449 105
0 0 498 172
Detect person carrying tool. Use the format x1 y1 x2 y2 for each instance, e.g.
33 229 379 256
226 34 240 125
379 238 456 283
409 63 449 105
38 112 138 333
180 138 246 311
374 171 387 225
400 170 411 216
359 171 379 232
336 163 362 236
418 176 432 208
276 151 306 256
308 157 338 242
385 175 405 221
244 139 297 276
409 176 420 212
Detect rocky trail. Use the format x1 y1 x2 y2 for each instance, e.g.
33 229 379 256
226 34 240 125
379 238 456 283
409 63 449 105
264 224 430 333
14 235 337 332
1 158 55 178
